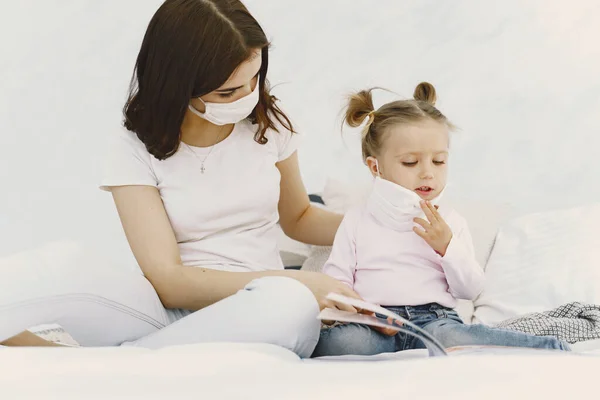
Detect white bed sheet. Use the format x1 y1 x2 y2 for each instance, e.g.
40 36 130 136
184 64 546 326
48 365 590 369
1 342 599 400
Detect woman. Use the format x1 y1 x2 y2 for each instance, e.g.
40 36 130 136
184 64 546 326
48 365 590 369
0 0 359 358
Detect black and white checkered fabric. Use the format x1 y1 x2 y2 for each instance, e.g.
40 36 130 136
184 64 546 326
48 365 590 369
496 302 600 344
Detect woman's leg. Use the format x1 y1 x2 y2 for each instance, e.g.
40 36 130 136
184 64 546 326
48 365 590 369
1 243 320 356
422 313 570 351
126 277 321 358
0 242 172 346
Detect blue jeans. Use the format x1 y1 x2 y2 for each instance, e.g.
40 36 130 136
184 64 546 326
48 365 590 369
312 303 570 357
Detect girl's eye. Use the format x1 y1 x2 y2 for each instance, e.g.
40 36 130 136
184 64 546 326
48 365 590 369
433 161 446 165
218 91 236 99
402 162 417 167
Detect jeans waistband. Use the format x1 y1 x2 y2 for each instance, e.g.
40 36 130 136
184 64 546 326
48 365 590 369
383 303 451 319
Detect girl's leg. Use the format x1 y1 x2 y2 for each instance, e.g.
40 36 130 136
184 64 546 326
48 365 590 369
126 277 321 358
312 323 396 357
422 313 570 351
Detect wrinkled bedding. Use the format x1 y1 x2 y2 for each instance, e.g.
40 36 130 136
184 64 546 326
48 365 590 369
1 342 600 399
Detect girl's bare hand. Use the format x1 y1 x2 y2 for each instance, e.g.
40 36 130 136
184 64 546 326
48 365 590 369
413 201 453 256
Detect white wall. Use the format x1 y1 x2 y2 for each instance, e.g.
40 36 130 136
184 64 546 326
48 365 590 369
1 0 599 261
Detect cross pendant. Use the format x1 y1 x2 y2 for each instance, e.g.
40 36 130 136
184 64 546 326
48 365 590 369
200 164 205 174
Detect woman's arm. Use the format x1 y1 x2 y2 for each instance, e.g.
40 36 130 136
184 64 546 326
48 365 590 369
110 185 359 311
277 152 343 246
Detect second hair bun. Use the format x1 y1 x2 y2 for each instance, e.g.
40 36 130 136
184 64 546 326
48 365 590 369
413 82 437 105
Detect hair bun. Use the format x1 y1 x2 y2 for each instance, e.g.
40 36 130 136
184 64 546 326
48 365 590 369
344 89 376 128
413 82 437 105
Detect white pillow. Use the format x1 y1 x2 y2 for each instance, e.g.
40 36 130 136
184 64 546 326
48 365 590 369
442 196 518 270
473 202 600 326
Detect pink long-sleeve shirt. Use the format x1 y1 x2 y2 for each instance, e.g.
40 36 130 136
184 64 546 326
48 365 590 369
322 205 485 308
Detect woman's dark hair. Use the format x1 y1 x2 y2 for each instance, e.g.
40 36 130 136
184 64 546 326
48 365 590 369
123 0 294 160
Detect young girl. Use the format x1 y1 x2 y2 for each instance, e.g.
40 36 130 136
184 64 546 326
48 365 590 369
312 83 570 357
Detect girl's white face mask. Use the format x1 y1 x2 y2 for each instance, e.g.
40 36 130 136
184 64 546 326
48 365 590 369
188 80 260 126
367 160 445 232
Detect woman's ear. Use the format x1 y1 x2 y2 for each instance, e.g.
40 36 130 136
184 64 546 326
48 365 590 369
365 156 380 177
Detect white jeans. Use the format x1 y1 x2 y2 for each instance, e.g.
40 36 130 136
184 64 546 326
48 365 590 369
0 248 320 358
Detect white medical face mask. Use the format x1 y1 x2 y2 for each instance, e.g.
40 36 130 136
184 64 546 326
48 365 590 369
368 159 445 231
188 80 260 126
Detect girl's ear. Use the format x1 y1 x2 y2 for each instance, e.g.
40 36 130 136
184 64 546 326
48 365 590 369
366 156 380 177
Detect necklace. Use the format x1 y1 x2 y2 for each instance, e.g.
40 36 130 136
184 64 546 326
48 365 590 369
183 128 227 174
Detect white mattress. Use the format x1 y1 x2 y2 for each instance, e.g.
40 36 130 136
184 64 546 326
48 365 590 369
2 342 599 399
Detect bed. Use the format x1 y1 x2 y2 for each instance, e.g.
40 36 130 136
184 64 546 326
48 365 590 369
2 179 600 398
2 342 600 399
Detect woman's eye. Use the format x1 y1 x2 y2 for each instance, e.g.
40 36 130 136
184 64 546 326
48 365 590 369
218 91 236 99
433 161 446 165
402 162 417 167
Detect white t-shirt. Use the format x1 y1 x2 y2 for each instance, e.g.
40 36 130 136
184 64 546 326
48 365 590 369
100 120 300 272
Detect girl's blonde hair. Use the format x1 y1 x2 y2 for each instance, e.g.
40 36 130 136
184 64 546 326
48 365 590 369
344 82 454 162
